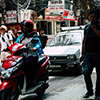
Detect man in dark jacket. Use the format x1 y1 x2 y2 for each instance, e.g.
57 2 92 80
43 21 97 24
39 28 48 49
82 9 100 99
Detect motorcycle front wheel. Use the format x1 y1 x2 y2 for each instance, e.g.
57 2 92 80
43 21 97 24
35 73 49 96
35 82 49 96
0 87 20 100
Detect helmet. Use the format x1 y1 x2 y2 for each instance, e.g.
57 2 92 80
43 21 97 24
20 19 34 35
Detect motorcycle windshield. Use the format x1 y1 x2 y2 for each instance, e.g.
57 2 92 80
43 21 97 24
8 43 26 55
3 55 23 69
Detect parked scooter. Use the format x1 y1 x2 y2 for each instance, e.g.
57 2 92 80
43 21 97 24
0 38 50 100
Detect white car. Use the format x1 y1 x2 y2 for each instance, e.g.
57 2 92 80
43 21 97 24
43 27 84 74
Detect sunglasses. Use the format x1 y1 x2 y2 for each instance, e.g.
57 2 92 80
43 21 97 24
0 29 3 30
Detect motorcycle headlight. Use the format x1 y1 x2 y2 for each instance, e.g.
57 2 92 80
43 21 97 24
1 60 23 79
1 67 14 79
67 55 77 60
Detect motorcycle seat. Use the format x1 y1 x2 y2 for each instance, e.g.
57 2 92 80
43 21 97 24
33 55 46 74
37 55 46 66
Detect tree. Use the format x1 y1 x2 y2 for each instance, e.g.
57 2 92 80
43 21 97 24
73 0 99 19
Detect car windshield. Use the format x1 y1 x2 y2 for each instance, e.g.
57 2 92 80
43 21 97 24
48 31 83 46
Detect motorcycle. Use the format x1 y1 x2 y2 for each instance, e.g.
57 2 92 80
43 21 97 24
0 38 50 100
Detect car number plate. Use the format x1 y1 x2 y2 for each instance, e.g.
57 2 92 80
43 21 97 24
50 65 61 68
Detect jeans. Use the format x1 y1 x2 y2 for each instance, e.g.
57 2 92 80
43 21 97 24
22 56 38 85
83 52 100 96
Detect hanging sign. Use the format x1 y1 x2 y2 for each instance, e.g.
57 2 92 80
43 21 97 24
63 10 76 21
6 10 17 24
48 0 64 15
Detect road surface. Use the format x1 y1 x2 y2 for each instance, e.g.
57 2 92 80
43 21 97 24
0 56 96 100
18 70 96 100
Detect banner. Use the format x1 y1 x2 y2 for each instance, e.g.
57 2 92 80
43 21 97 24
63 10 76 21
6 10 17 24
45 8 63 21
48 0 64 15
20 10 34 22
45 15 63 21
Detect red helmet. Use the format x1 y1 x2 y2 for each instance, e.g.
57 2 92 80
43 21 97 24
20 19 34 34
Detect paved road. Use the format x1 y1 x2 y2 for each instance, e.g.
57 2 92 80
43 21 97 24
18 70 96 100
0 56 96 100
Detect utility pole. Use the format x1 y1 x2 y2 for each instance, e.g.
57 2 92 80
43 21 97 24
1 0 6 24
17 0 20 23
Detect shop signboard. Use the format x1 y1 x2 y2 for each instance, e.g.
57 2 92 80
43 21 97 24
20 10 34 22
48 0 64 15
45 8 63 21
63 10 75 21
6 10 17 24
45 15 63 21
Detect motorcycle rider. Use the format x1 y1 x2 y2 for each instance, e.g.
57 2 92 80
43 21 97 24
17 19 43 87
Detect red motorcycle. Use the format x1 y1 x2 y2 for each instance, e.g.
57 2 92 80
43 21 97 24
0 41 50 100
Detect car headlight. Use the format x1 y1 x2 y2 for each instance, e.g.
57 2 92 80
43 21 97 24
67 55 77 60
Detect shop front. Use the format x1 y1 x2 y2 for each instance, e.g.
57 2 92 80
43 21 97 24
43 8 77 35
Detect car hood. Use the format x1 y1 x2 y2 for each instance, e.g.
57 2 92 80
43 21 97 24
43 45 81 56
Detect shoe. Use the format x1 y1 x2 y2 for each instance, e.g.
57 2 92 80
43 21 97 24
95 96 100 100
83 92 94 98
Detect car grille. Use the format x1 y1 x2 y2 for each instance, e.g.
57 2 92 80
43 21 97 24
50 56 67 61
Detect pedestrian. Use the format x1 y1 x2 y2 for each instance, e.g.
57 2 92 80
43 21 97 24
15 30 23 43
0 25 13 63
14 28 18 38
39 28 48 49
8 30 16 43
82 9 100 99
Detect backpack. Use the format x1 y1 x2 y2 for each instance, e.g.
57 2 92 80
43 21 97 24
7 33 9 39
0 33 9 39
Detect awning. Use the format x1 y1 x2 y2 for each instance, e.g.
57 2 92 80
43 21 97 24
63 10 77 21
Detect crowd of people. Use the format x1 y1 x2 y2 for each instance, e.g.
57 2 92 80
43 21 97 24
0 22 48 62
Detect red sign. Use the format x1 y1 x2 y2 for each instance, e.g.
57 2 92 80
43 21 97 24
6 10 17 24
45 15 63 21
45 8 63 21
63 10 76 21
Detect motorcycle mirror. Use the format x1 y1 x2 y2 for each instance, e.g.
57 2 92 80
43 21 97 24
31 39 39 44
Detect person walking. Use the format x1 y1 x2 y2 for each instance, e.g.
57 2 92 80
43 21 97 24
0 25 13 63
39 28 48 49
15 30 23 43
82 9 100 99
8 30 16 43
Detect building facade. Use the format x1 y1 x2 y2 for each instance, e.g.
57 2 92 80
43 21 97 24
0 0 99 35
